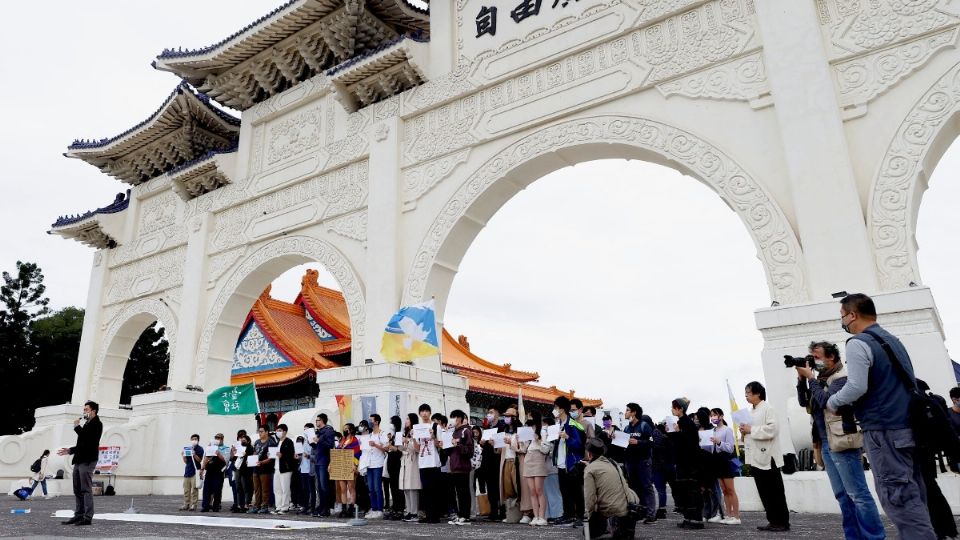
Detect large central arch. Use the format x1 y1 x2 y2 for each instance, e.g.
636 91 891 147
195 235 366 391
403 114 808 311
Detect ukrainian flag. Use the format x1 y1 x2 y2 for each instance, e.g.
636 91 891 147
380 300 440 362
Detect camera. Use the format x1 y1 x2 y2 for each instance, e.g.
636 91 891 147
783 354 816 369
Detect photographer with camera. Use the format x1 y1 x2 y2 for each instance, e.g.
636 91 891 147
794 342 884 540
584 438 640 539
818 293 935 540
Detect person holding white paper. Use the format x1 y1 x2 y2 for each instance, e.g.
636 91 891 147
519 411 549 526
668 397 705 530
250 427 276 514
200 433 227 513
741 382 790 532
398 413 422 521
447 409 475 525
235 434 254 513
364 413 390 519
708 409 741 525
179 434 204 511
296 424 316 516
413 403 443 523
623 403 657 524
273 424 296 514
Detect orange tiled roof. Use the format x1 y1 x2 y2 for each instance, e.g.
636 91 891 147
298 269 351 339
246 286 346 368
465 370 603 408
441 328 539 382
231 366 313 388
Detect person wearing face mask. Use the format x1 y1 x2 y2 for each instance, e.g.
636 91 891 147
180 433 204 511
707 408 741 525
814 293 936 540
622 403 657 524
668 397 704 530
250 427 276 514
741 382 790 533
59 401 102 526
552 396 586 527
272 424 296 514
499 406 523 522
541 416 564 523
597 414 624 463
200 433 228 512
479 406 505 521
796 341 883 539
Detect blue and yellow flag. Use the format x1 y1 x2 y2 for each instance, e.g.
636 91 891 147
381 300 440 362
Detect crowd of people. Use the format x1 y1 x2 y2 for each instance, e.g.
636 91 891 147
41 292 960 539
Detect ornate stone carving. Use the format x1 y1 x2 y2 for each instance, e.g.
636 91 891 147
207 247 247 289
835 27 958 113
326 210 368 243
209 161 369 254
404 115 807 306
105 246 187 305
404 2 759 167
139 191 179 235
91 297 178 400
266 106 323 166
374 123 390 142
869 61 960 289
402 149 471 209
195 235 366 381
817 0 959 57
656 50 772 108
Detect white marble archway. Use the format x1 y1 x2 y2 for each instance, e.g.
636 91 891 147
194 235 366 392
90 297 178 407
403 114 809 313
870 61 960 290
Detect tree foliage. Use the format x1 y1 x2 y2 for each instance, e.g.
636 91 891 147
0 262 169 434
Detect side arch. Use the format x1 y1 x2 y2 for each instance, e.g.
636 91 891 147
403 114 808 309
91 297 178 406
195 235 366 391
869 62 960 290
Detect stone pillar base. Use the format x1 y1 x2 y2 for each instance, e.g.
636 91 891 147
755 286 952 453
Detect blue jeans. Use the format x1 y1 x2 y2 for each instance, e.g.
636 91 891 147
315 461 330 514
29 479 48 496
822 443 886 540
366 467 384 511
544 473 563 518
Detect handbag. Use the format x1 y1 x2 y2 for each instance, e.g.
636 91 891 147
825 413 863 452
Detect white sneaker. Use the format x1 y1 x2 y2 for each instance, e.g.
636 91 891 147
44 495 55 499
455 517 471 526
519 515 532 524
368 511 383 519
448 517 458 525
720 516 741 525
531 517 545 526
707 514 723 523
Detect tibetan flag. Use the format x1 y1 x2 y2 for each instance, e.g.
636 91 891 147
207 383 259 415
335 394 353 428
380 300 440 362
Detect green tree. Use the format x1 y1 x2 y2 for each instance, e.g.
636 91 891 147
119 322 170 404
0 262 51 434
31 307 85 408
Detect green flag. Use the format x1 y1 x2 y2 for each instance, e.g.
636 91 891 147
207 383 259 415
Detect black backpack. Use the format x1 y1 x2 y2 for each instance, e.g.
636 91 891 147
29 458 41 473
862 330 960 457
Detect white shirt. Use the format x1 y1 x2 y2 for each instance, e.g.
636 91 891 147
365 431 390 468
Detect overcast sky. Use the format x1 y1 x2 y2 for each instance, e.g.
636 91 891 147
2 1 958 422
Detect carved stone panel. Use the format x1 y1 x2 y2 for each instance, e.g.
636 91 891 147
104 247 186 306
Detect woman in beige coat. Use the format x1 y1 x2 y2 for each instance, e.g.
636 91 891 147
398 413 422 520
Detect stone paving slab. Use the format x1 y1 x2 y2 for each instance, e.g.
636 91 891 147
5 495 901 539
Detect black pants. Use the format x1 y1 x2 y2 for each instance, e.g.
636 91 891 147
672 478 703 522
752 464 789 527
300 473 316 512
387 457 403 513
201 472 224 511
420 467 445 520
919 451 958 538
452 473 472 519
559 464 585 520
483 464 501 518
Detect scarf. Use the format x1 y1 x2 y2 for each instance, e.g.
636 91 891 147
816 360 843 384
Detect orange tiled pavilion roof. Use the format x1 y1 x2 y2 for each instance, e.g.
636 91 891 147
231 270 601 406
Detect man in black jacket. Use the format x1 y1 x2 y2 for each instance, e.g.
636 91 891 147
58 401 103 526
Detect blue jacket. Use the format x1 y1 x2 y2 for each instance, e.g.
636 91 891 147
553 417 586 472
313 425 335 465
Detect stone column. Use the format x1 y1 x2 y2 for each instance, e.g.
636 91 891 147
755 1 878 298
168 213 212 389
70 250 110 404
426 1 456 78
363 117 402 364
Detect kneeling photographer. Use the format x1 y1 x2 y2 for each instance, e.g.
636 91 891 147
794 342 885 540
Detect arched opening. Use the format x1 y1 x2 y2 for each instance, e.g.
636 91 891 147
443 159 771 420
196 236 365 419
92 298 177 408
915 136 960 364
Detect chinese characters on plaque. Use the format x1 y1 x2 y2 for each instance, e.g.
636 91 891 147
477 0 581 37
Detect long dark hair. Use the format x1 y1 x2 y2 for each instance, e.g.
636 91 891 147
405 413 419 436
343 423 356 438
710 408 727 426
390 415 402 433
527 410 543 439
695 407 711 430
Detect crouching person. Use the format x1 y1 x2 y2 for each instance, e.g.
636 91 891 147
585 438 640 539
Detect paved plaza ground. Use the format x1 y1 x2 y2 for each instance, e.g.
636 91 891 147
4 495 905 539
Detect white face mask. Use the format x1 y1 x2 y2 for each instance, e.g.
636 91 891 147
277 431 286 438
552 409 560 418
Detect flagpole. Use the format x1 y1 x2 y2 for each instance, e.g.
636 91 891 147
433 296 448 416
